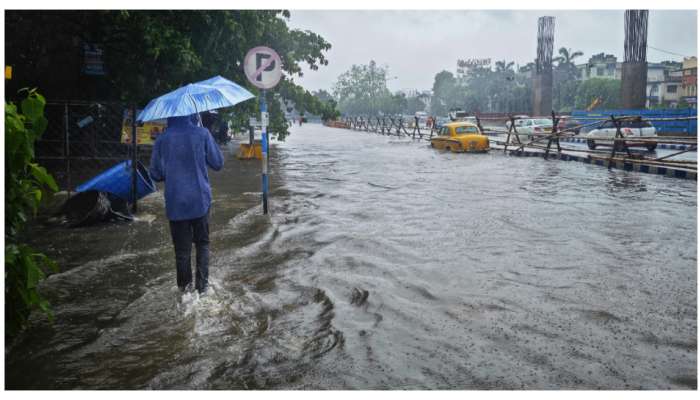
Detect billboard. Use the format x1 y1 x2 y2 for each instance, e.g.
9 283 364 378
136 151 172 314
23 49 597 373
120 109 166 146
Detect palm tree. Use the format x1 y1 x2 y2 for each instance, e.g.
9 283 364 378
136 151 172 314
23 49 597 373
555 47 583 82
555 47 583 67
495 60 515 73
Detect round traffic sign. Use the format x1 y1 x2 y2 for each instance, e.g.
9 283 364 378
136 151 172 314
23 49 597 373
244 46 283 90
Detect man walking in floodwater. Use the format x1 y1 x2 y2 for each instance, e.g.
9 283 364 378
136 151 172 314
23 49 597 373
149 113 224 295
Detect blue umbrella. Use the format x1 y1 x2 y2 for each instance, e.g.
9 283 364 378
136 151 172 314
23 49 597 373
136 75 255 122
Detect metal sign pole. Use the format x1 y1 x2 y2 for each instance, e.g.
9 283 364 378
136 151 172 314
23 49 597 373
261 90 269 214
244 45 281 215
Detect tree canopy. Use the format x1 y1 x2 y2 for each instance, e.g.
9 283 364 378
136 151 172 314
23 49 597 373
430 62 531 116
5 10 338 137
574 78 622 109
427 48 624 116
333 60 392 116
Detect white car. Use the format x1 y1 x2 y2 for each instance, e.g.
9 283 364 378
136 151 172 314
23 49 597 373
458 116 478 124
504 115 530 130
448 109 469 121
507 118 553 137
585 120 657 151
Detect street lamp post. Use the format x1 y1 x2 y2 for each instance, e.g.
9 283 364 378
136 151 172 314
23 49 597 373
382 76 398 116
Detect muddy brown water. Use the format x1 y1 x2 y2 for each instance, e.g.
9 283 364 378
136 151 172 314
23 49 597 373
6 124 697 389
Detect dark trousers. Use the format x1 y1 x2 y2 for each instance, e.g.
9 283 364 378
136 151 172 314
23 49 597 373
169 212 209 292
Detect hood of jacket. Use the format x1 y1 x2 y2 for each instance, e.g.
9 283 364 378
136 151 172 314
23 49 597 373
167 114 200 129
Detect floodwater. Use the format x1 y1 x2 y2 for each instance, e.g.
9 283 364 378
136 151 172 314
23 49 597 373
6 124 697 389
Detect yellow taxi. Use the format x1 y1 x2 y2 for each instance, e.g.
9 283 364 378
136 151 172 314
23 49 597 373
430 122 490 153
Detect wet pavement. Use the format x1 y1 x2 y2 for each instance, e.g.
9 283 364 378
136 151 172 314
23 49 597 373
6 124 697 389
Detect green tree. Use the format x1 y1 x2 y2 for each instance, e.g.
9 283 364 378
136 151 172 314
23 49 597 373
5 89 59 340
430 70 458 115
430 61 531 116
404 95 426 115
574 78 622 109
552 47 585 111
5 10 334 139
495 60 515 73
554 47 583 78
553 79 581 112
333 60 394 116
312 89 334 103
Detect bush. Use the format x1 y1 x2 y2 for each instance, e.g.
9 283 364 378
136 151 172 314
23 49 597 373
5 89 59 339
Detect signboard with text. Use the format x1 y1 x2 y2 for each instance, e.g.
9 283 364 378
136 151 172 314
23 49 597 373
120 109 166 146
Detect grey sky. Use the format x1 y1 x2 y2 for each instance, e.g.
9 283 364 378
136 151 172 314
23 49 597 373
286 10 697 93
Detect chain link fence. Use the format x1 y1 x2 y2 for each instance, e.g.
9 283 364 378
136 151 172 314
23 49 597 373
36 101 153 195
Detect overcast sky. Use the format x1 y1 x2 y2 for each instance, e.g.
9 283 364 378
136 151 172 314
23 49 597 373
286 10 697 93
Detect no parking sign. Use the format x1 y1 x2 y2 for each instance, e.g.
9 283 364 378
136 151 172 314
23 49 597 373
244 46 282 215
244 46 282 90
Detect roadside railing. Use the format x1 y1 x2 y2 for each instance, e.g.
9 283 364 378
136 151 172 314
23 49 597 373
329 112 698 172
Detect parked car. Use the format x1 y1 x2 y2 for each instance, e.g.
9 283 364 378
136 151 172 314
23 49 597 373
507 118 553 136
448 109 468 121
449 115 478 125
504 115 530 130
557 116 582 134
430 122 490 153
585 119 657 150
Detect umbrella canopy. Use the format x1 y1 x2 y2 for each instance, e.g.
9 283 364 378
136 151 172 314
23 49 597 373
137 75 255 122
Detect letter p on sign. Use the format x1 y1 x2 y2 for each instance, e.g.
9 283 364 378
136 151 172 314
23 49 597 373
244 46 282 90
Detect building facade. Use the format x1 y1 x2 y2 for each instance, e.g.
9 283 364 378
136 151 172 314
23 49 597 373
646 63 683 108
575 54 688 108
680 57 697 108
576 53 621 80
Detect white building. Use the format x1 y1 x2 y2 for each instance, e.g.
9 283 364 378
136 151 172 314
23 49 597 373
576 53 620 80
646 66 683 108
575 54 685 107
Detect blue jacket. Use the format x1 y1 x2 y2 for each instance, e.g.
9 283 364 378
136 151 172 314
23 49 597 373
149 114 224 221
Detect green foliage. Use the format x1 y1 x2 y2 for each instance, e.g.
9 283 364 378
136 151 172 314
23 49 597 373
404 95 426 115
334 61 395 116
333 61 430 117
430 62 530 115
425 48 624 115
277 81 338 120
5 244 58 337
553 79 581 113
5 89 59 339
5 10 336 138
574 78 622 109
430 71 458 116
554 47 584 82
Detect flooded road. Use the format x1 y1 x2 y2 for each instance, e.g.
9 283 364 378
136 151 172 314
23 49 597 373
7 124 697 389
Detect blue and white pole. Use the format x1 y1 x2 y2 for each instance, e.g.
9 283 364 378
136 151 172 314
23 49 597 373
260 90 269 214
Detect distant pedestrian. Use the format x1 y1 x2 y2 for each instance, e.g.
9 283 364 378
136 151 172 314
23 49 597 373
149 113 224 295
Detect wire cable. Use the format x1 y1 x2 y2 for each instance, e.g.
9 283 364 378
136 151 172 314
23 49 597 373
647 45 693 58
